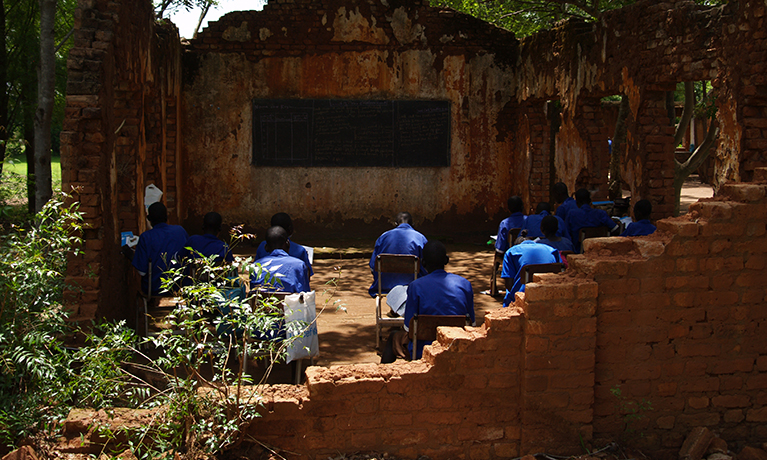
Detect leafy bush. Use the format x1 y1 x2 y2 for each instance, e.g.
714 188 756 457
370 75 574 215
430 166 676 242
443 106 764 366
0 194 83 446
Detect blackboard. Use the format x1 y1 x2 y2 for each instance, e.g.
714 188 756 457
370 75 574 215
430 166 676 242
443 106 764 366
252 99 451 167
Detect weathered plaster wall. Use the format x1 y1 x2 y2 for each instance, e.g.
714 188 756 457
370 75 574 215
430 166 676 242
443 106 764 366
180 1 519 236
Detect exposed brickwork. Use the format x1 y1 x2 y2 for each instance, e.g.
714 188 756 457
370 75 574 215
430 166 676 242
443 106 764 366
61 0 182 320
239 183 767 459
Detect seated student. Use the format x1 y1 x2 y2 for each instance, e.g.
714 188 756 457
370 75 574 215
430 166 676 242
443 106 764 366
522 202 569 240
256 212 313 277
501 239 560 307
369 212 428 298
131 202 189 296
536 215 575 253
184 212 234 264
553 182 577 222
251 226 310 293
621 199 657 237
495 196 527 253
381 241 475 363
566 188 620 253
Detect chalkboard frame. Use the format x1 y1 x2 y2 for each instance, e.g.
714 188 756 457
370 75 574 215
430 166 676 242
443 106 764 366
251 99 451 167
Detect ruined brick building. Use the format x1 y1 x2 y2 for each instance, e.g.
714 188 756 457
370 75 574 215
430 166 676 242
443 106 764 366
60 0 767 457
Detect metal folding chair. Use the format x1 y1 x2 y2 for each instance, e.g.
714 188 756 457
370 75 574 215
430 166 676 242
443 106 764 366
374 254 420 349
408 314 471 360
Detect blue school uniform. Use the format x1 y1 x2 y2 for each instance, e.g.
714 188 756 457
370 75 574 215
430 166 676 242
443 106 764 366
536 237 575 253
495 212 527 252
257 239 313 276
251 249 311 293
403 269 475 359
185 233 234 263
555 197 578 222
522 211 569 240
566 204 618 253
621 219 656 237
132 223 189 296
501 240 559 307
369 223 428 297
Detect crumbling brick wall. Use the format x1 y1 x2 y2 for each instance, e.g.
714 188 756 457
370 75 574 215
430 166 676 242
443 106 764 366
244 182 767 460
61 0 182 320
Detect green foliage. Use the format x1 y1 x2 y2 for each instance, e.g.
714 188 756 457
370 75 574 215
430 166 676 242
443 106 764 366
429 0 635 37
0 193 83 447
610 385 652 438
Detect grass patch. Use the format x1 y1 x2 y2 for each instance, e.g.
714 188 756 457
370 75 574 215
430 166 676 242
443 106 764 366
4 155 61 184
1 156 62 220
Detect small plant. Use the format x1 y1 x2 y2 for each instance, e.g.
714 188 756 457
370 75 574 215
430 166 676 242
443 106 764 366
610 385 653 439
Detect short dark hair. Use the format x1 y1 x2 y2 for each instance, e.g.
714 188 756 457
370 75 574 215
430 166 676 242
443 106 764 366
147 202 168 225
541 215 559 237
395 212 413 225
535 202 551 214
265 226 288 252
203 212 222 233
270 212 294 234
422 240 448 271
507 196 523 213
575 188 591 206
634 199 652 220
553 182 569 203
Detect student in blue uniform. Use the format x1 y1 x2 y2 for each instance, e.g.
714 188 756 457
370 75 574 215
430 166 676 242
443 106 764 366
566 188 620 253
522 202 569 240
251 226 310 293
256 212 313 277
536 215 575 253
554 182 577 222
495 196 527 253
369 212 428 298
184 212 234 264
501 239 560 307
131 202 189 296
621 200 657 237
381 240 475 363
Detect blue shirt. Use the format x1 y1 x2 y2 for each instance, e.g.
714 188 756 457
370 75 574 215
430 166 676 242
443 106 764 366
521 211 569 240
403 269 475 359
555 197 578 222
251 249 310 293
369 223 428 297
495 212 527 252
621 219 656 237
184 233 234 263
501 240 559 307
132 223 189 295
566 204 618 253
256 239 313 276
536 237 574 253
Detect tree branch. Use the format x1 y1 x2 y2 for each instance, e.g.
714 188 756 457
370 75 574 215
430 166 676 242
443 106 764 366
680 117 719 176
674 81 695 147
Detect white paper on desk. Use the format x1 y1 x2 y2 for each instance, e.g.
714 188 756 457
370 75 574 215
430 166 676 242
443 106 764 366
303 245 314 264
490 235 497 242
144 184 163 211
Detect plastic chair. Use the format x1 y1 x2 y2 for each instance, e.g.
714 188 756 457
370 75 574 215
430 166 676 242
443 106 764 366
374 254 421 349
408 314 471 360
490 228 521 296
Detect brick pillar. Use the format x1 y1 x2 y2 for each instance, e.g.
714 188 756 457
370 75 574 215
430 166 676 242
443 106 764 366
555 97 609 195
518 277 598 455
624 87 676 219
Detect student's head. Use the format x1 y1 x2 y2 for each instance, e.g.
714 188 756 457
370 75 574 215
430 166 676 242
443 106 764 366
507 196 524 214
535 202 551 214
395 212 413 226
575 188 592 207
553 182 569 204
422 240 449 273
634 199 652 221
264 226 289 252
541 215 559 238
270 212 294 236
202 212 223 234
147 202 168 226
